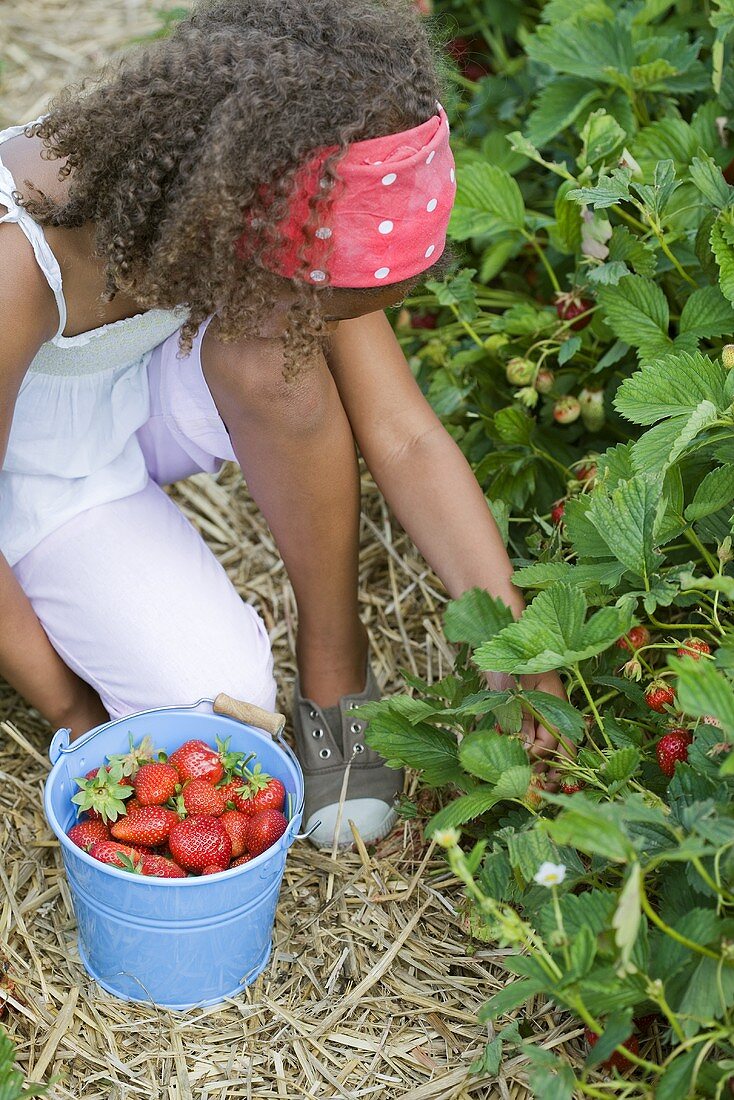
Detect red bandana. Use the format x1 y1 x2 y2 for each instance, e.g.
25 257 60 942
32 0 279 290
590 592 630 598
235 103 455 288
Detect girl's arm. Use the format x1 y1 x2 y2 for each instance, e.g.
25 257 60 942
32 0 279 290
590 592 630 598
325 309 566 761
0 224 108 738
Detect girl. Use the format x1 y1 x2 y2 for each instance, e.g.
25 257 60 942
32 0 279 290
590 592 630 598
0 0 563 849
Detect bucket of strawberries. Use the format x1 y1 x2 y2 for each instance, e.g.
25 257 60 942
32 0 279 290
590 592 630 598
43 692 311 1010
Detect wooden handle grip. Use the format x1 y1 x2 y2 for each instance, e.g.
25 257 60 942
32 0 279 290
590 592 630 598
213 693 286 738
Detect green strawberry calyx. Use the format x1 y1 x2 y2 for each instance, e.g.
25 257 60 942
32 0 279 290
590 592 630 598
106 733 158 778
70 759 134 824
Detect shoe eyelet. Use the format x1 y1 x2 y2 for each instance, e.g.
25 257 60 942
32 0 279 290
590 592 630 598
353 743 365 754
350 722 362 734
308 708 318 720
319 747 331 759
311 728 324 739
349 702 360 710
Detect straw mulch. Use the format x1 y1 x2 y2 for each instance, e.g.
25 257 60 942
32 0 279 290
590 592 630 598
1 4 589 1097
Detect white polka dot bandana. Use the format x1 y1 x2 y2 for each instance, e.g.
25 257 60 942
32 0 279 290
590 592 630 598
236 103 456 288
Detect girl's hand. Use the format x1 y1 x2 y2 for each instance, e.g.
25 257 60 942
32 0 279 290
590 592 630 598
484 669 573 779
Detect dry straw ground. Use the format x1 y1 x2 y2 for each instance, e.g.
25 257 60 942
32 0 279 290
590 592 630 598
0 3 587 1097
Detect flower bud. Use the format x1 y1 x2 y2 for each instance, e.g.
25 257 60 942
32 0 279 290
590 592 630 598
722 345 734 370
515 385 539 408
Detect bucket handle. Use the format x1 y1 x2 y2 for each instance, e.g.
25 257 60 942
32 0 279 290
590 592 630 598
49 695 286 765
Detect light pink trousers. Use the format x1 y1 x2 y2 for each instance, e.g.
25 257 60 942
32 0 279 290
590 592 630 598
12 317 277 720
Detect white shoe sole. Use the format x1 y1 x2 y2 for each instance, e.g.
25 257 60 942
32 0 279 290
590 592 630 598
305 799 398 849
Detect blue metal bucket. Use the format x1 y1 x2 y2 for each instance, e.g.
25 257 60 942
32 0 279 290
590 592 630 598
43 697 308 1011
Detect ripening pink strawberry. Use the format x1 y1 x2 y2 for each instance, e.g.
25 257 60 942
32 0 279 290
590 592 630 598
553 397 581 425
535 368 555 394
676 638 711 660
617 626 651 651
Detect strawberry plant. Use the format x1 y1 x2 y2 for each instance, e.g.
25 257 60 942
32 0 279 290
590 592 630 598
0 1027 49 1098
373 0 734 1093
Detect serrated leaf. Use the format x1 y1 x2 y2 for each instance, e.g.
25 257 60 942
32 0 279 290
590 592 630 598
678 284 734 345
584 474 662 579
586 1010 635 1068
602 747 641 783
673 656 734 735
587 260 630 286
444 587 514 648
425 786 505 834
474 584 634 674
521 691 586 743
568 168 632 209
450 164 525 241
546 808 632 861
710 207 734 303
364 708 466 788
614 350 728 424
564 496 619 560
525 22 634 83
631 401 719 478
606 225 656 277
689 150 733 208
526 77 601 147
478 979 541 1022
578 109 626 170
597 276 672 359
459 729 528 783
513 562 573 589
685 466 734 520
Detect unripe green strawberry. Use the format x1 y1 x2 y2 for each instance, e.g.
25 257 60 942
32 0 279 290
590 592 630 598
535 368 555 394
553 396 581 425
505 357 534 386
722 344 734 369
579 387 605 431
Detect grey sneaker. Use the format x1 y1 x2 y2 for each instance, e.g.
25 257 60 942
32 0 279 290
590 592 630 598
292 664 404 848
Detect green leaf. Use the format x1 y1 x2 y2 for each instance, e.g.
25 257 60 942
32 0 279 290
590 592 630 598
478 979 541 1021
631 401 719 478
612 864 642 971
678 285 734 346
525 22 633 83
522 691 586 743
585 1010 634 1068
677 956 734 1035
607 225 656 277
602 747 641 783
568 168 632 209
673 656 734 735
492 764 534 802
597 276 672 360
443 587 514 648
526 77 601 147
656 1050 698 1100
578 109 626 170
558 334 582 365
474 584 634 675
459 729 528 784
710 207 734 304
506 828 563 884
425 786 506 834
425 268 478 323
546 806 633 862
363 707 466 788
450 164 525 241
614 350 728 424
685 465 734 521
689 150 733 208
584 474 662 579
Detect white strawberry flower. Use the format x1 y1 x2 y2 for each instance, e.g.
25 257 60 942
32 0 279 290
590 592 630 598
433 827 461 849
533 862 567 887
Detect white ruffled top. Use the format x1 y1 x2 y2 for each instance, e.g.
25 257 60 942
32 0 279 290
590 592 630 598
0 118 189 566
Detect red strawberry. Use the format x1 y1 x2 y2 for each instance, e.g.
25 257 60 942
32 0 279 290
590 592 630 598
167 739 225 784
181 779 227 817
230 852 255 868
132 762 180 806
676 637 711 660
67 819 110 852
556 292 593 331
535 368 554 394
243 809 288 856
110 806 179 847
89 840 145 870
575 462 597 485
644 680 675 713
410 311 437 330
137 853 187 879
617 626 651 651
200 865 224 876
551 500 566 525
445 36 490 81
560 782 583 795
232 765 286 817
218 778 243 807
220 810 250 858
553 396 581 425
123 796 143 814
168 816 232 873
656 729 692 777
585 1027 639 1071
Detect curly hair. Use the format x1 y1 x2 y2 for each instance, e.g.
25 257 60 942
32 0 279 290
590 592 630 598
16 0 453 373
